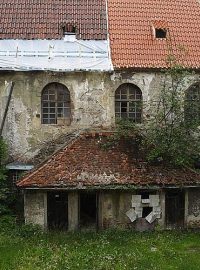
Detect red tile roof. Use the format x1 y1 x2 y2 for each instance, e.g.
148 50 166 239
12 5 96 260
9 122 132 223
17 133 200 189
0 0 107 40
108 0 200 68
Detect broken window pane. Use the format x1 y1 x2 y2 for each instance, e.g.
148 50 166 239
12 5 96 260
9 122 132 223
142 207 153 218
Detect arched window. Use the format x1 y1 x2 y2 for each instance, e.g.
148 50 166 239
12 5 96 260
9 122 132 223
41 83 71 124
185 82 200 124
115 83 142 123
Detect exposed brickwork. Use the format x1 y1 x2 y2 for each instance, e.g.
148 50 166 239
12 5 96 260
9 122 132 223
0 0 107 40
17 134 200 188
108 0 200 68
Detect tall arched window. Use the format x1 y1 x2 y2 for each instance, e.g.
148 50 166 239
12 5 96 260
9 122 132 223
41 83 71 124
115 83 142 123
185 82 200 124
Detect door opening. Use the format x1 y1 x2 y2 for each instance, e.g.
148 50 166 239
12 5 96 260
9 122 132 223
79 192 98 230
47 191 68 230
165 190 185 228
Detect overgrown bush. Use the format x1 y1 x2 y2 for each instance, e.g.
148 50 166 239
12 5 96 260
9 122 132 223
0 214 44 237
0 137 10 215
114 66 200 168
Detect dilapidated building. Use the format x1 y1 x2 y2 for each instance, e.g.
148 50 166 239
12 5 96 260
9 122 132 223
0 0 200 230
17 133 200 230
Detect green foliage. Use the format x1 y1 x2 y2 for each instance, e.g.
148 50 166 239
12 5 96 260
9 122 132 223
144 66 200 167
115 66 200 168
0 215 16 232
0 215 44 238
115 118 141 139
0 229 200 270
16 223 44 238
101 119 141 150
0 138 11 215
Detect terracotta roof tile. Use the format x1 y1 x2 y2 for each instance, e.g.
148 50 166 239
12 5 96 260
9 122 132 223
0 0 107 40
108 0 200 68
17 134 200 189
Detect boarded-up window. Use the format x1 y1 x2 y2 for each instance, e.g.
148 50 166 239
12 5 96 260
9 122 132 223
41 83 71 124
115 83 142 122
185 83 200 124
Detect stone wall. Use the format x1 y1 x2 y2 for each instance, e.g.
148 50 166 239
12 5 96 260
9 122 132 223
1 70 199 161
187 188 200 228
24 190 47 228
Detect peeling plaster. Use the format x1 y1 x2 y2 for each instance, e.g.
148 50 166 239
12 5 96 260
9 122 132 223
5 97 31 159
0 71 199 161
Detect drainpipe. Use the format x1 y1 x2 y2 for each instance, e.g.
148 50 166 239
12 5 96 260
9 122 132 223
0 82 15 137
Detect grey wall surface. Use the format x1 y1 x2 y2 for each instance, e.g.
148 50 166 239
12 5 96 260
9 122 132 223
1 71 199 161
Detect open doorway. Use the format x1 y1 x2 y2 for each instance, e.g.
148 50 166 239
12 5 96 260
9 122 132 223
47 191 68 230
79 192 98 230
165 190 185 228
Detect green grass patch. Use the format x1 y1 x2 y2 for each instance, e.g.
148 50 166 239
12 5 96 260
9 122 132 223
0 225 200 270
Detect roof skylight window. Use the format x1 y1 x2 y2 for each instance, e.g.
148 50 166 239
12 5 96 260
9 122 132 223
155 28 167 39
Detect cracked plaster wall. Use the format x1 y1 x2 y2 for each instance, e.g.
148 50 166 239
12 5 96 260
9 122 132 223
24 190 47 228
187 188 200 228
0 71 199 161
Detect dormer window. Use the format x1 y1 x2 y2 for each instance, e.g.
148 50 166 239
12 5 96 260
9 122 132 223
62 22 76 36
155 28 167 39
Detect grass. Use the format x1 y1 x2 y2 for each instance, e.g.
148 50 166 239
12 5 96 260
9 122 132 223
0 225 200 270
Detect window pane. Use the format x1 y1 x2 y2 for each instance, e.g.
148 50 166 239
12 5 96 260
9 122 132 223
50 102 56 107
115 93 120 99
57 102 64 107
42 94 48 101
49 118 56 124
42 102 49 107
50 108 55 113
64 102 70 107
121 112 128 118
42 119 48 124
121 88 127 95
49 94 56 101
48 89 55 95
42 108 48 113
64 108 70 117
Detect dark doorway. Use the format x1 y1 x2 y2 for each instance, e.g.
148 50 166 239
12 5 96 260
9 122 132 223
165 190 185 228
47 192 68 230
79 192 98 229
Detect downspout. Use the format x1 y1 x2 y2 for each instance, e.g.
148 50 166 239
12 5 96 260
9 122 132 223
0 82 15 136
